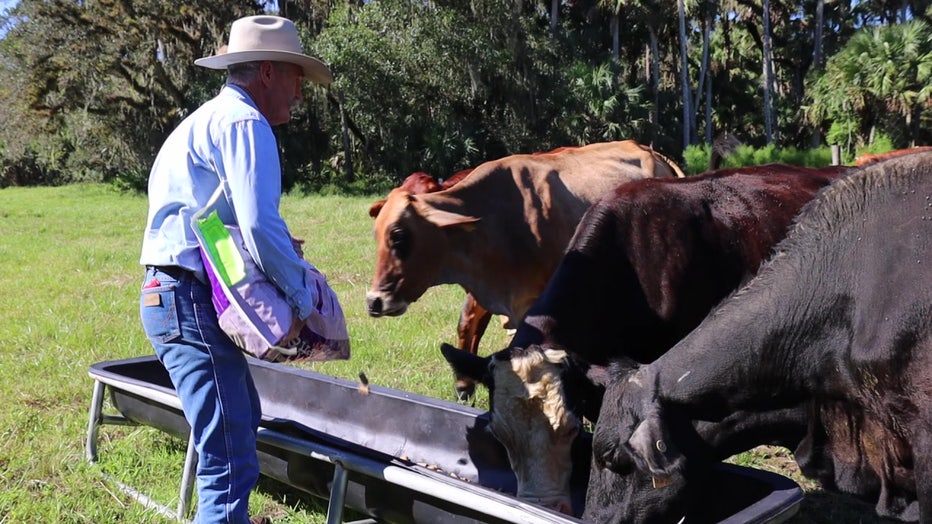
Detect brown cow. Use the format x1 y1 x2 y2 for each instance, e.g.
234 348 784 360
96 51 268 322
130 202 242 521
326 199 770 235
366 140 684 399
365 148 596 380
368 168 493 383
855 146 932 167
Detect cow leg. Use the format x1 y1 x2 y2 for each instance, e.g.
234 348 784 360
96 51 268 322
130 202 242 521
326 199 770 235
912 422 932 523
454 294 493 402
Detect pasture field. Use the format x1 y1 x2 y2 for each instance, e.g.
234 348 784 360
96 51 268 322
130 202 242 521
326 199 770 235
0 185 885 522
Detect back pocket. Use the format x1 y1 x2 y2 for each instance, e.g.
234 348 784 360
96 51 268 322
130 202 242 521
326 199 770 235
140 285 181 343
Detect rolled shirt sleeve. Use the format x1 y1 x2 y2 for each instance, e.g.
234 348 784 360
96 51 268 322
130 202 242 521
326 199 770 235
218 118 316 320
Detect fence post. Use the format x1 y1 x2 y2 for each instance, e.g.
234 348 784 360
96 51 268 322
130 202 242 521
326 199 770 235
831 145 841 166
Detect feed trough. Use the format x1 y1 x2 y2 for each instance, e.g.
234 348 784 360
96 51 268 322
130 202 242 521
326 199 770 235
86 355 803 523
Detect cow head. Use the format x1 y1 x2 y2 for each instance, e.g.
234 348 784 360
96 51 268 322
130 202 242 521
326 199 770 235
368 172 444 218
583 453 693 524
591 364 687 485
582 362 706 523
366 190 479 317
442 342 580 514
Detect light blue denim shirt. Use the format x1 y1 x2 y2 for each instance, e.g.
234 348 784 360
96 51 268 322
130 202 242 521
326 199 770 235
140 85 314 320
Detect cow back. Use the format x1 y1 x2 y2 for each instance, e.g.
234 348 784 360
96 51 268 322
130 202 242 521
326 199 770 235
516 163 846 366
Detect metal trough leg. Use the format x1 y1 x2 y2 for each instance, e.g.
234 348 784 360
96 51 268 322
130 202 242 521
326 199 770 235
86 379 196 522
86 380 106 463
86 380 140 464
325 462 349 524
177 431 198 520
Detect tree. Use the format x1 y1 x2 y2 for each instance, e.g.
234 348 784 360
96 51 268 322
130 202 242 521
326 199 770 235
696 0 716 144
0 0 262 187
677 0 692 149
762 0 776 143
805 20 932 151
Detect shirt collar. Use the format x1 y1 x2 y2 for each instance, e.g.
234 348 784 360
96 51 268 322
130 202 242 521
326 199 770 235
220 84 259 112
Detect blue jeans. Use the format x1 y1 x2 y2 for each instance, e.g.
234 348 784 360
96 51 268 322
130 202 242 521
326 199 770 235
139 267 261 524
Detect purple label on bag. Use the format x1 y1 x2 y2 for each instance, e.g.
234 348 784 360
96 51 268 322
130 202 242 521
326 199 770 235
199 245 230 315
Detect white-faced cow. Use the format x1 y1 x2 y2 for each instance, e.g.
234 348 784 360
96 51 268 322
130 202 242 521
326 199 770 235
367 140 685 399
593 151 932 522
443 163 848 515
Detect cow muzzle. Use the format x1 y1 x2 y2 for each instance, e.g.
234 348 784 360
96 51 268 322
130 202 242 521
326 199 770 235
522 495 573 516
366 291 408 317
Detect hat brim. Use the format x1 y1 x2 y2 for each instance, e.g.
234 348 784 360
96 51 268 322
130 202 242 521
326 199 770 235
195 50 332 85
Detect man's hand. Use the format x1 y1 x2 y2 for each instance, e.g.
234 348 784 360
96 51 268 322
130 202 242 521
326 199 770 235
284 313 306 343
291 236 305 259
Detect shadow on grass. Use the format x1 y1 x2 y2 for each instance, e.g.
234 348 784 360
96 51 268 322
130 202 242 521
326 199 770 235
255 475 371 522
787 489 900 524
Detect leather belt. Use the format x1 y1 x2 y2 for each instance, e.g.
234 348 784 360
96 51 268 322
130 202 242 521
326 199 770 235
148 265 193 281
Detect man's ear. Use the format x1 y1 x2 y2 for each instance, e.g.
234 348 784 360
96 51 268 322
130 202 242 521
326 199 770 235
258 60 275 86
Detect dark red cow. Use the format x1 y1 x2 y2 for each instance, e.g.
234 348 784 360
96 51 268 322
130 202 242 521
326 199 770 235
594 151 932 522
443 163 847 515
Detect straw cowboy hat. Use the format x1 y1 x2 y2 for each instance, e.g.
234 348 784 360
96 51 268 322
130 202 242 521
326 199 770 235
195 15 332 85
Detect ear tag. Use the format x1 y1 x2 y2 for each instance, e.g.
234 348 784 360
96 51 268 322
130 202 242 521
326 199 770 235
652 475 672 489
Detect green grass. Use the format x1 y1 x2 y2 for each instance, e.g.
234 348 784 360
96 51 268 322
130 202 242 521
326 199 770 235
0 184 508 523
0 184 886 523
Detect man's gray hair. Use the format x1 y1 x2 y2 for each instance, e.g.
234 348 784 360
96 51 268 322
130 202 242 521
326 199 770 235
227 61 262 86
227 61 296 87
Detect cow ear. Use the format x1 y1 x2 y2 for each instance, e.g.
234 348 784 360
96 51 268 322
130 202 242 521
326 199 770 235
541 347 568 364
368 199 387 218
586 364 611 387
626 415 686 481
441 343 492 387
411 199 480 230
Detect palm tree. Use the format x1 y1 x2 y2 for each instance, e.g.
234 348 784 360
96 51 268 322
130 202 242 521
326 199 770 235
857 20 932 145
695 0 717 144
597 0 670 146
598 0 625 60
805 20 932 149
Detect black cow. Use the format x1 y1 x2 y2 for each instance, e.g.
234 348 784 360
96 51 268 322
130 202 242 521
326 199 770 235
593 151 932 522
443 163 847 515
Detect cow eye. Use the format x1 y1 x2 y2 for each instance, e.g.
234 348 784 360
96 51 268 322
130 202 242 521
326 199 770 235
389 226 410 260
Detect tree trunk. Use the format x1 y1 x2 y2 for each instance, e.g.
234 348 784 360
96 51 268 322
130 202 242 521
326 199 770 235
551 0 559 37
695 2 714 145
705 46 713 145
762 0 776 144
811 0 825 147
338 92 354 182
812 0 825 70
611 12 620 60
649 26 661 146
678 0 692 149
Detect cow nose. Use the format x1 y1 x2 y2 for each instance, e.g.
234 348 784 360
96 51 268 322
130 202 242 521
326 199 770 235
366 294 384 316
523 495 574 516
544 498 573 516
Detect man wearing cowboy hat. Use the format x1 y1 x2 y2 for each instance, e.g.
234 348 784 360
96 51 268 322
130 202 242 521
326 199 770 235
139 15 331 523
